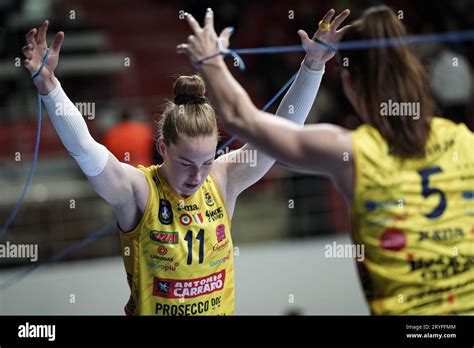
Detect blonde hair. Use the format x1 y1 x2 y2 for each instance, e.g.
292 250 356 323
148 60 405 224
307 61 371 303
157 75 218 146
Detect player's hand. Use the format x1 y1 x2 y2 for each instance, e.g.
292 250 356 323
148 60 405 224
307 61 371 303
22 20 64 86
176 8 233 68
298 9 351 70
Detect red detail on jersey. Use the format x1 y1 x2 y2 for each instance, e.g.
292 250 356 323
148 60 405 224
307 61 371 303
179 213 192 226
216 224 226 242
380 228 407 251
152 270 226 299
158 246 168 255
150 231 178 244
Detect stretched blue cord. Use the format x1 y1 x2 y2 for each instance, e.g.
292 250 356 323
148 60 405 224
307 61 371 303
1 49 51 238
0 71 299 290
0 223 115 290
0 93 42 239
217 72 298 152
3 28 474 290
233 29 474 55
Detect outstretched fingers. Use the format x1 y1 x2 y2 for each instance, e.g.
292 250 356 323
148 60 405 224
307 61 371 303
21 44 34 59
321 9 335 24
25 28 37 48
331 9 351 32
36 20 49 45
218 27 234 49
50 31 64 54
204 8 214 30
185 13 202 34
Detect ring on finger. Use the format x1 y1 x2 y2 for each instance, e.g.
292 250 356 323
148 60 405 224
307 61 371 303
318 20 331 32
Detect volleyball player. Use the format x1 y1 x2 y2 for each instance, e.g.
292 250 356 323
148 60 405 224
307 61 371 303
21 18 333 315
179 6 474 314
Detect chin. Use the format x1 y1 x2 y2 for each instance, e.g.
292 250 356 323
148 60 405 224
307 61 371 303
181 185 200 196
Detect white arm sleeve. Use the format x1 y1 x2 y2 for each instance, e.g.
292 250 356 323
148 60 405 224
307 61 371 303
275 62 324 125
40 79 109 177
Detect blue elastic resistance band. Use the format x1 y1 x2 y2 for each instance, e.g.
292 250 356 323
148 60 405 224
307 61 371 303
0 49 50 239
193 38 246 71
0 71 298 290
0 223 116 290
31 48 50 80
232 29 474 56
3 28 474 290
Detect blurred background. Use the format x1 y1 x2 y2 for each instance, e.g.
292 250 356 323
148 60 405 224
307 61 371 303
0 0 472 315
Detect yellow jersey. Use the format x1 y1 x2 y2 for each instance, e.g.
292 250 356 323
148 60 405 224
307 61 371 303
351 117 474 315
119 165 234 315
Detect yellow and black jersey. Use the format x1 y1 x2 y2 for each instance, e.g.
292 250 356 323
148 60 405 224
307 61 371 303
119 165 234 315
351 117 474 315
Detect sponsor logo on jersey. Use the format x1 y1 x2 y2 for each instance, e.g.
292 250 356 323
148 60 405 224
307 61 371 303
210 252 230 267
155 299 210 315
179 213 192 226
155 296 223 315
193 213 204 224
216 224 226 242
213 224 229 251
151 254 174 262
380 228 407 251
159 199 173 225
147 260 179 272
462 191 474 200
204 192 215 206
213 239 229 251
157 246 168 255
150 230 179 244
177 203 199 211
152 270 225 299
418 227 464 242
206 207 224 222
367 212 409 227
409 254 474 281
364 199 404 212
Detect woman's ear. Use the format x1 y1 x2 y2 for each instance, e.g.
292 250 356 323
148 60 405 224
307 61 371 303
158 138 167 158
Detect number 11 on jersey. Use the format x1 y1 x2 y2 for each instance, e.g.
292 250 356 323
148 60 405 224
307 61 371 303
184 229 205 265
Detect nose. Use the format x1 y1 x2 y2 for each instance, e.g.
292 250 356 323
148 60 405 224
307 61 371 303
191 167 202 183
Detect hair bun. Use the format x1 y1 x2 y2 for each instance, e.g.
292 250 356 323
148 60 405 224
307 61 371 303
173 75 206 105
174 95 206 105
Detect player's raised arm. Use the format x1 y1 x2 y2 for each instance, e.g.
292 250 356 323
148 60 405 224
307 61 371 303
22 20 147 231
185 9 345 206
177 9 353 178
